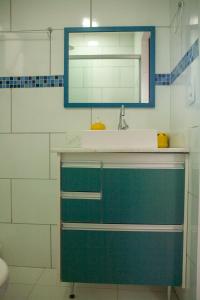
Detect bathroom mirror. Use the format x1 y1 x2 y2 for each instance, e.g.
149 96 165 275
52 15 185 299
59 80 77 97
64 26 155 108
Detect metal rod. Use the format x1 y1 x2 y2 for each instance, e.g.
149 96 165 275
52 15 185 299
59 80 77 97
69 283 75 299
0 30 51 33
69 54 141 60
167 286 172 300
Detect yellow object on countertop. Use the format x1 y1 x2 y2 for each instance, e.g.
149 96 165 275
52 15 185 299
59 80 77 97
157 132 169 148
90 121 106 130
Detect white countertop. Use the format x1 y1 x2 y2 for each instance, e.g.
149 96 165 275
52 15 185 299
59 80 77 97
52 147 189 153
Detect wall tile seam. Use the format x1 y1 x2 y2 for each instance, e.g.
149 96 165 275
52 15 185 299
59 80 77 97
0 222 57 226
0 222 51 227
188 191 200 200
186 254 198 267
0 178 56 180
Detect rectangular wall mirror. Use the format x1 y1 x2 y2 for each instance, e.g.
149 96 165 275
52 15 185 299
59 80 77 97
64 26 155 108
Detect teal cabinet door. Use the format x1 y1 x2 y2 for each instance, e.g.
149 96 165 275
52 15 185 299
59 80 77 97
61 167 101 192
61 199 101 223
61 230 183 285
102 168 184 224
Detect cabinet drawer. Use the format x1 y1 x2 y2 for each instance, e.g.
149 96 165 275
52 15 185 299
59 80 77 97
61 167 101 192
61 198 101 223
103 168 184 224
61 228 183 285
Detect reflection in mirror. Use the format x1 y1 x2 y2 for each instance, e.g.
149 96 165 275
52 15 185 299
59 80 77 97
64 27 155 107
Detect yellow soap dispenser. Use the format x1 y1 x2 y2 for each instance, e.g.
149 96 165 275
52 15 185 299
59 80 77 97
90 118 106 130
157 132 169 148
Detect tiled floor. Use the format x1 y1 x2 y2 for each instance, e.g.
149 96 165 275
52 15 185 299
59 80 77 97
1 267 179 300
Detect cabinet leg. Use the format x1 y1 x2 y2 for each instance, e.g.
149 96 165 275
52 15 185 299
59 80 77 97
167 286 172 300
69 283 75 299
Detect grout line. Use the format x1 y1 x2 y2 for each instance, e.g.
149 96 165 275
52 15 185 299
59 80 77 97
26 269 45 300
0 177 55 180
90 108 93 126
50 225 53 268
49 30 52 75
10 0 12 31
10 179 13 223
0 26 173 33
0 132 65 134
10 88 13 132
8 264 54 269
49 133 51 179
116 284 119 300
172 287 180 300
0 221 56 226
90 0 92 27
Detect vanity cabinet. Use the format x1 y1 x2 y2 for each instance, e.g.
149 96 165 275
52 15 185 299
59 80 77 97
102 168 184 224
57 151 188 287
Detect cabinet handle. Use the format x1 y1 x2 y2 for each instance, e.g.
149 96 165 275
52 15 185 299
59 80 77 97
61 192 101 200
62 223 183 232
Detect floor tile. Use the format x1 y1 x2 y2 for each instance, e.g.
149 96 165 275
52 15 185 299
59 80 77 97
1 283 33 300
74 287 117 300
118 290 178 300
118 284 166 292
8 267 44 285
28 285 69 300
37 269 68 287
77 283 117 290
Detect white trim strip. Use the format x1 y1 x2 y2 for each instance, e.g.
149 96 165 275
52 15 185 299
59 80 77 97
61 192 101 200
102 163 184 169
62 223 183 232
62 162 101 168
61 162 184 169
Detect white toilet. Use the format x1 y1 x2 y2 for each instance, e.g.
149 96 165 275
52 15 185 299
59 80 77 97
0 257 9 297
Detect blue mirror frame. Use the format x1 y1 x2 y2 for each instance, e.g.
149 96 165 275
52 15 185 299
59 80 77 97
64 26 155 108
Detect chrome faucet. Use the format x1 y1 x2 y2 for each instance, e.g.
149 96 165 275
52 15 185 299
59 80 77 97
118 105 129 130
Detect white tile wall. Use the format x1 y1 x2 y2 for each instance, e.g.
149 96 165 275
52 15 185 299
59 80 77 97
0 89 11 133
0 179 11 222
0 0 171 272
156 28 170 73
12 88 91 132
0 223 51 267
11 0 90 30
92 0 170 26
0 134 49 178
12 179 57 224
51 30 64 75
0 32 50 76
50 225 57 268
0 0 10 30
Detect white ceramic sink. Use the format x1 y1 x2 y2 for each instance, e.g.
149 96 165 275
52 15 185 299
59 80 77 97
81 130 158 149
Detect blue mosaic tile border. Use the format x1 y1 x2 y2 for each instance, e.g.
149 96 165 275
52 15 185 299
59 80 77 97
155 74 171 85
171 39 199 83
0 39 198 88
0 75 64 89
